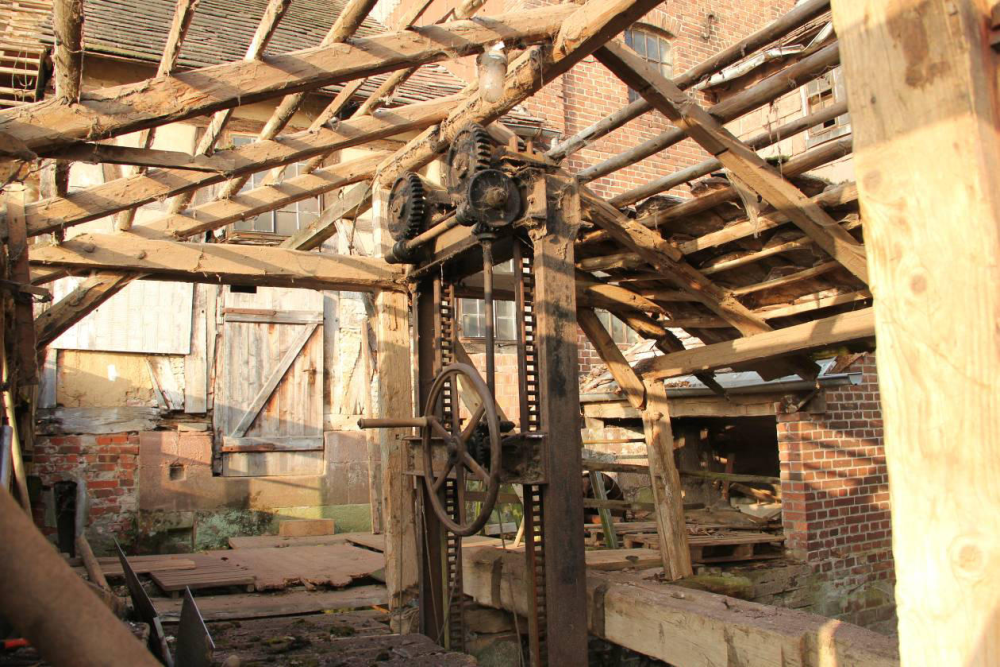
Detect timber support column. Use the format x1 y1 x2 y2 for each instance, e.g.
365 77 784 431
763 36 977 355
832 0 1000 663
532 175 589 665
372 188 419 621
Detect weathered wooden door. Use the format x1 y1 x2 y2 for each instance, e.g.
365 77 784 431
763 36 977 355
215 286 324 476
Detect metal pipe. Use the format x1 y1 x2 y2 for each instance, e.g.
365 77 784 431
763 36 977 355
482 240 496 398
402 212 460 252
0 488 161 667
358 417 429 429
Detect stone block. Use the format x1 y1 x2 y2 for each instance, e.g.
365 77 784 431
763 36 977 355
278 518 336 537
177 432 212 466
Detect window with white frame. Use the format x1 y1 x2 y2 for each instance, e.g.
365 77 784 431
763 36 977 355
229 135 322 235
624 27 673 103
597 310 640 346
459 260 517 340
802 67 851 146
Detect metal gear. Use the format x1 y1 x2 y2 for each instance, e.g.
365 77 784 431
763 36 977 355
387 172 428 243
445 124 494 194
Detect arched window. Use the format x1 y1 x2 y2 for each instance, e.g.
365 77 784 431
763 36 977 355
624 27 673 102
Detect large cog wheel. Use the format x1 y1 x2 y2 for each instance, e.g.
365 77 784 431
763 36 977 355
387 173 427 243
446 124 494 195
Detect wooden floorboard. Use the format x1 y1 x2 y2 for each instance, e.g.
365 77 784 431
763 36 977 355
154 584 389 621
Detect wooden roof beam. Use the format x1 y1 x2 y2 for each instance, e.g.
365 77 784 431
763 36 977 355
595 40 868 284
266 0 441 187
634 307 875 381
581 187 822 380
28 234 406 293
165 0 294 214
0 4 577 157
579 132 854 247
214 0 381 201
24 96 457 236
576 41 839 184
610 99 848 208
51 142 244 173
115 0 202 231
292 0 665 253
546 0 832 162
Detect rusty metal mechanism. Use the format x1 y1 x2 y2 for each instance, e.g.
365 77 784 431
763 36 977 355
362 123 584 666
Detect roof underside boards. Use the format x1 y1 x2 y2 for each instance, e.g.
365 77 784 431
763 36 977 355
40 0 540 124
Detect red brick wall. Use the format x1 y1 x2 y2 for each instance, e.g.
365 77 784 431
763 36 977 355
777 354 896 630
509 0 797 201
31 434 140 549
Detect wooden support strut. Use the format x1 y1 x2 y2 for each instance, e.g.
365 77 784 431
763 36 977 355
545 0 833 162
0 4 578 157
28 234 407 293
595 40 869 284
577 309 692 579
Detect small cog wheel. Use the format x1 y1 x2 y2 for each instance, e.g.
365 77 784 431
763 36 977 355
446 124 494 194
387 173 427 243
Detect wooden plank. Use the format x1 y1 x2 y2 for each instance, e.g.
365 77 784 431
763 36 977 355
220 435 323 453
228 534 352 550
36 406 161 435
155 585 388 621
831 1 1000 664
372 289 417 611
34 272 134 349
230 322 319 438
54 143 238 172
461 547 900 667
29 235 406 293
147 356 183 411
151 562 254 593
184 283 209 413
0 5 576 156
635 307 875 381
279 519 336 537
92 556 197 579
583 548 662 571
595 40 869 284
203 544 384 591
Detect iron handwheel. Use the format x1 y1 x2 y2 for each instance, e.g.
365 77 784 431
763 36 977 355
422 363 501 536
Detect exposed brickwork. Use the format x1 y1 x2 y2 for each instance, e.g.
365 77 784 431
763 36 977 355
777 354 896 631
31 434 140 549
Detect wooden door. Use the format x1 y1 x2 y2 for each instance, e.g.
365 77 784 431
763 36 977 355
215 286 324 476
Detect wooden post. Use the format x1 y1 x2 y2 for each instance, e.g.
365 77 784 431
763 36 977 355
578 308 692 579
53 0 83 102
532 176 588 665
830 0 1000 662
371 185 418 616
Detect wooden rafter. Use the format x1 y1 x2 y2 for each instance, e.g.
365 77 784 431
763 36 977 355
165 0 293 214
576 42 840 184
114 0 201 231
595 40 869 284
546 0 832 161
634 307 875 381
28 234 406 292
0 4 578 157
213 0 380 201
287 0 665 256
580 187 821 379
51 143 243 173
24 96 457 236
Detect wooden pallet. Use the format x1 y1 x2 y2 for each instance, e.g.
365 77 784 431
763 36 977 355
624 531 785 563
150 560 255 596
